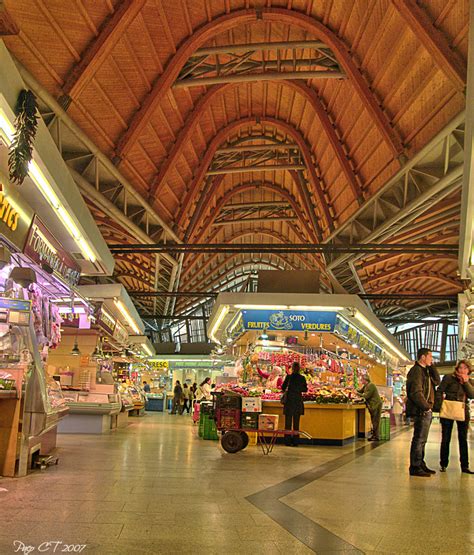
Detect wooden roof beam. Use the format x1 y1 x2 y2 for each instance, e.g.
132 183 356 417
183 228 318 277
114 8 404 160
147 80 363 205
0 1 19 35
60 0 146 104
391 0 466 91
373 273 461 293
188 181 319 246
174 116 332 233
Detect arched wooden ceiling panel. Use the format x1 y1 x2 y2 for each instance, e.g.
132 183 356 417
2 0 467 306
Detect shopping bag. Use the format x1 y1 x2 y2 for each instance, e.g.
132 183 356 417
440 400 465 421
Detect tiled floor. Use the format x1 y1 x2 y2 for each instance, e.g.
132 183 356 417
0 413 472 554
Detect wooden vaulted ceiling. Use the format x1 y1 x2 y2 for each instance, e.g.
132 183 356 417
2 0 468 317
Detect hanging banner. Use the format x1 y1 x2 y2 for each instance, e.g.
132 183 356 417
24 216 81 286
240 309 338 332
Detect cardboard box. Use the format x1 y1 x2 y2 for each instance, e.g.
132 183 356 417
258 413 279 431
241 396 262 413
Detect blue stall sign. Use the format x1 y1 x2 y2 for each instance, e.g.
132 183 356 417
241 309 338 332
0 298 31 312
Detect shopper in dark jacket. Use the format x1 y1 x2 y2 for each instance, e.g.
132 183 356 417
357 375 383 441
171 381 184 414
434 360 474 474
406 348 440 477
282 362 308 446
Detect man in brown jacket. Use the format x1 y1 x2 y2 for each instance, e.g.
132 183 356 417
406 348 441 477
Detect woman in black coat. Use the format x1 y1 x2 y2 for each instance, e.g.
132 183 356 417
434 360 474 473
281 362 308 446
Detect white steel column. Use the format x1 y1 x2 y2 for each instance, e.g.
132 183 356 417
459 0 474 282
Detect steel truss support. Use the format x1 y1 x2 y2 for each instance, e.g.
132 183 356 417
109 243 458 255
213 216 297 226
210 144 304 172
323 112 465 292
16 61 182 313
206 163 306 175
176 40 345 88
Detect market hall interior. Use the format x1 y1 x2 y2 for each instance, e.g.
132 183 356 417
0 0 474 554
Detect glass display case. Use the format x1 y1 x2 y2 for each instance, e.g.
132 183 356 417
65 391 121 415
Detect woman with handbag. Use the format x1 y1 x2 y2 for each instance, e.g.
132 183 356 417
434 360 474 474
281 362 307 447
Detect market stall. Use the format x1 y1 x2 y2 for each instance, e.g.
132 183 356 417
46 285 152 433
0 43 114 476
207 293 410 445
145 354 234 411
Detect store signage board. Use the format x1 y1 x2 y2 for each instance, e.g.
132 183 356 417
335 316 383 357
0 297 31 326
97 305 116 336
150 360 169 371
0 179 34 251
113 320 128 344
24 216 81 287
241 309 338 332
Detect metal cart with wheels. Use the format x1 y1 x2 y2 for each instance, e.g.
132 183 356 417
219 427 311 455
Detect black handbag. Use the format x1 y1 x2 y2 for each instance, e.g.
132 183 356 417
280 392 288 405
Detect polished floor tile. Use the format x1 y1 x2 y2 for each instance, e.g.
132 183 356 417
0 413 472 554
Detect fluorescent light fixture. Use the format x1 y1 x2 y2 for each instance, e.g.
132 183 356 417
234 304 343 311
57 306 86 314
114 298 141 334
142 344 153 357
234 304 287 310
209 305 229 343
0 109 14 142
288 305 343 311
29 161 61 210
0 108 96 263
353 311 408 360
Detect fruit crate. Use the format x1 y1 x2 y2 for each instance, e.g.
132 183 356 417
203 418 218 440
216 408 241 430
214 393 242 410
241 412 259 430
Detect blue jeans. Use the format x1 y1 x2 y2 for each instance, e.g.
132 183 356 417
409 411 432 471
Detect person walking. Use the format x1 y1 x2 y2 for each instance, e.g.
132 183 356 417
190 382 197 407
171 380 184 414
358 375 383 441
182 383 191 414
196 377 212 401
434 360 474 474
406 348 441 477
281 361 308 447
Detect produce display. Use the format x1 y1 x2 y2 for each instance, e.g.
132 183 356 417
215 382 363 404
0 371 16 391
218 346 368 405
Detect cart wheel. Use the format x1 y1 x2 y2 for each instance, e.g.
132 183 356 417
221 431 244 453
240 431 249 449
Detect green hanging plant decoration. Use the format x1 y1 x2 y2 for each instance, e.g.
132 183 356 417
8 89 39 185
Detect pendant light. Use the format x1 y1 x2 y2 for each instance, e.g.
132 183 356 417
71 334 81 356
